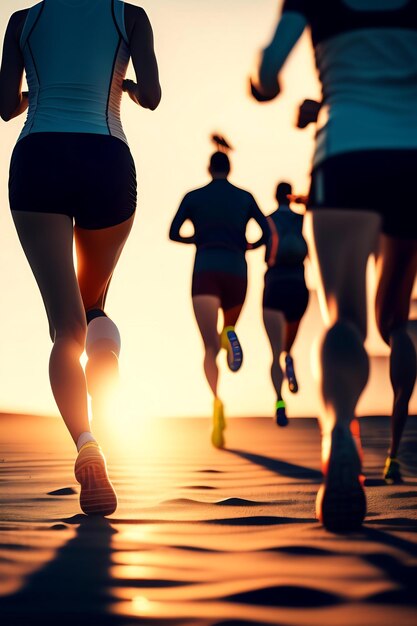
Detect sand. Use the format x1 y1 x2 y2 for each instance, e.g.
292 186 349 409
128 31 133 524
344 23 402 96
0 413 416 626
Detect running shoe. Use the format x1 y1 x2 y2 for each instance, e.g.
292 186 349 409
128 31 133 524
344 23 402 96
285 354 298 393
275 399 289 427
383 457 403 485
221 326 243 372
316 425 366 532
211 397 226 448
74 442 117 516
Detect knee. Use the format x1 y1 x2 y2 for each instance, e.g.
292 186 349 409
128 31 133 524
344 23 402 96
203 334 221 356
322 319 367 367
376 309 398 345
54 316 87 351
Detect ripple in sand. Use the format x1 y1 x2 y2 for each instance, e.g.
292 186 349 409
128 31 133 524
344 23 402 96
214 498 273 507
47 488 77 496
207 516 314 526
225 584 341 607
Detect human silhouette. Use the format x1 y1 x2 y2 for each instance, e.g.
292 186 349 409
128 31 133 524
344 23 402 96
251 0 417 531
170 136 270 448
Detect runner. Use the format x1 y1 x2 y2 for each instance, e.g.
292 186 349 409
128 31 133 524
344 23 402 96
255 182 309 427
251 0 417 530
169 136 270 448
0 0 161 515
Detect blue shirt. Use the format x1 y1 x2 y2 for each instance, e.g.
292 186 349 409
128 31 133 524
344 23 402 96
18 0 129 144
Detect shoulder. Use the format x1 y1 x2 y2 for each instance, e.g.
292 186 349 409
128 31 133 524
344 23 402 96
8 8 30 34
228 182 255 200
124 3 151 39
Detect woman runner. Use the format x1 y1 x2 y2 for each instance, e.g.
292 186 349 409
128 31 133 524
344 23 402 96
0 0 161 515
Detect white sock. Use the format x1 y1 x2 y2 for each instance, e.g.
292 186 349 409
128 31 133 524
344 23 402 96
76 431 97 452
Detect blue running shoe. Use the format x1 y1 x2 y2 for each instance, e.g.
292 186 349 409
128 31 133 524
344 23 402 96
221 326 243 372
285 354 298 393
275 399 289 427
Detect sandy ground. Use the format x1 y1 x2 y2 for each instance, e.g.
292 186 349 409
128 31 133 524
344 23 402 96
0 413 416 626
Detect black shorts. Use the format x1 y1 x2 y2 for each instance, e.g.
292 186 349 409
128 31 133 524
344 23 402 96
192 271 247 312
9 132 137 229
263 277 309 322
308 149 417 239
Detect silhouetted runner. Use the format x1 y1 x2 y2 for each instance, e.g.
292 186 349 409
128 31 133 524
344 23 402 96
253 182 309 427
170 137 270 448
251 0 417 531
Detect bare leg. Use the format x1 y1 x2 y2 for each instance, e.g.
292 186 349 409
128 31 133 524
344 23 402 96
192 295 221 397
263 308 286 400
284 319 301 353
222 303 245 372
12 212 88 444
375 235 417 463
75 217 135 411
75 216 134 312
306 209 381 531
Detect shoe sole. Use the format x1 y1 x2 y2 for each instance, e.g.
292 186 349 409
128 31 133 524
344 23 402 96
75 451 117 516
317 427 366 532
226 330 243 372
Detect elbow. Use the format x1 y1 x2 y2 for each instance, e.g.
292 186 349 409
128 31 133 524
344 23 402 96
0 107 12 122
142 86 162 111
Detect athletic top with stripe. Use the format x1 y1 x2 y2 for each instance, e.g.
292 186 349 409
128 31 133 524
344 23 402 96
271 0 417 166
172 179 270 276
18 0 130 144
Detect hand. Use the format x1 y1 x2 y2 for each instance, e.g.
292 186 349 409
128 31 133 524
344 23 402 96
287 193 308 205
122 79 139 104
296 99 321 129
249 77 279 103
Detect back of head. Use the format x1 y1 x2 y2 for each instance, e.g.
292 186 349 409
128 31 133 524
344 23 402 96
209 151 231 176
276 182 292 204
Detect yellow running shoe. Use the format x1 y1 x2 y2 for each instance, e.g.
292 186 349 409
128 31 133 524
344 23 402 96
221 326 243 372
383 457 403 485
211 398 226 448
74 442 117 516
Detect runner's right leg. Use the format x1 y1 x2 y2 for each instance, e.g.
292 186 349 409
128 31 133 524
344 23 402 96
75 216 134 416
306 208 381 531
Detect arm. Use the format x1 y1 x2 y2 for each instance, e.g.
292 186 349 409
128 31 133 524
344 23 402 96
123 5 161 110
247 197 273 257
169 195 196 245
250 7 307 102
0 11 29 122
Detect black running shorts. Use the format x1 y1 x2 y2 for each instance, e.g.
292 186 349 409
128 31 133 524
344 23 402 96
308 149 417 239
263 277 309 322
192 271 248 312
9 132 137 229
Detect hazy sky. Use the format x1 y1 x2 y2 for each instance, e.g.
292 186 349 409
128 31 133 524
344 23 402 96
0 0 415 420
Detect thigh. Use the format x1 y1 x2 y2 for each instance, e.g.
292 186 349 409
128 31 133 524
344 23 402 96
11 211 85 338
375 234 417 342
305 209 381 338
74 215 134 311
192 295 221 346
220 273 247 324
263 308 286 356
